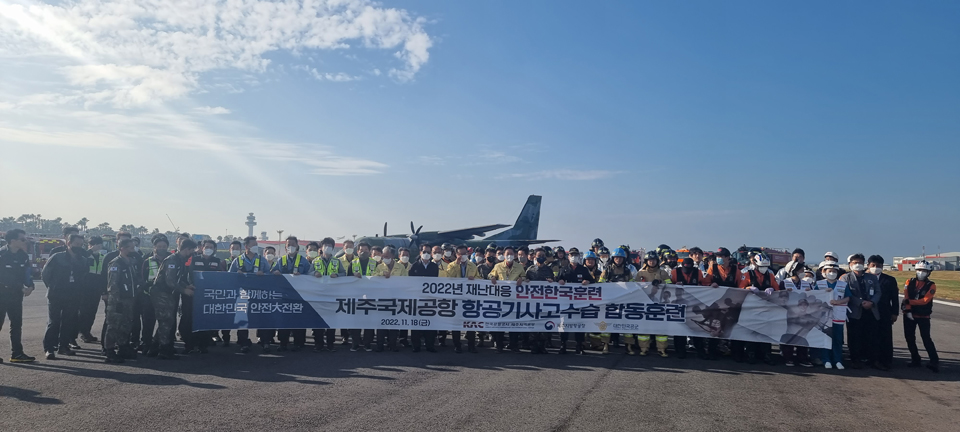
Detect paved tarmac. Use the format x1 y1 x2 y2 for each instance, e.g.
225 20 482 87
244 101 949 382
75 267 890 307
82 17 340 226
1 284 957 432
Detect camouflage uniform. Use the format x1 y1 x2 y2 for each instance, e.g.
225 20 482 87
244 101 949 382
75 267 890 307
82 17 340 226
104 255 136 351
151 253 191 356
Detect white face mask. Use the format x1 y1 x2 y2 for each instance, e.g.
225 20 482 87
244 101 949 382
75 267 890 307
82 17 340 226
288 246 299 254
307 251 319 259
400 256 409 264
322 246 333 256
802 277 815 284
460 255 469 263
383 258 393 264
444 250 452 258
600 257 609 264
850 263 865 272
505 255 515 263
716 258 725 266
825 271 838 281
203 248 215 256
373 255 382 262
497 254 504 261
867 267 882 275
421 253 431 262
916 271 929 281
432 253 442 261
757 266 769 273
344 248 354 255
230 249 241 257
265 254 275 261
569 256 581 264
249 245 260 254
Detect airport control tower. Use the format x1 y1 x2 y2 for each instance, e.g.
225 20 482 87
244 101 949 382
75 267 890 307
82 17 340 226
245 213 257 238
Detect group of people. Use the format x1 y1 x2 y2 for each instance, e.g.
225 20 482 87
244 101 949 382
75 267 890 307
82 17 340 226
0 229 941 373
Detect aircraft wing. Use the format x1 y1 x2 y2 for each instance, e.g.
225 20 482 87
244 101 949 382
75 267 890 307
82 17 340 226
436 224 510 240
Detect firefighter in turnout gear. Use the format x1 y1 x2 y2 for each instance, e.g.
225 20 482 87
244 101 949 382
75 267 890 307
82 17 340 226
598 248 634 354
736 253 780 365
635 251 672 357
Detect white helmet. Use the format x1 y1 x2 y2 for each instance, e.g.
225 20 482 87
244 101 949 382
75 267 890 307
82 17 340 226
752 253 771 267
915 261 933 271
824 251 839 260
819 260 839 270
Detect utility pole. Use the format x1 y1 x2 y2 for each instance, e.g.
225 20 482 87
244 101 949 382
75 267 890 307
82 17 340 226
278 229 284 254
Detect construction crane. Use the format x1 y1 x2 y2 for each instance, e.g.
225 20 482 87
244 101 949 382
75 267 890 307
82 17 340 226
166 214 180 232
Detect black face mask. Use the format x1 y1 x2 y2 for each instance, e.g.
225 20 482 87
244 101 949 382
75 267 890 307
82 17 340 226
486 256 496 264
70 246 85 254
536 257 546 264
682 266 694 273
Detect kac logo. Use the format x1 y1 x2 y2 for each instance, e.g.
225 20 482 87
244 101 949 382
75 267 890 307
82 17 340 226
544 321 556 330
463 321 484 329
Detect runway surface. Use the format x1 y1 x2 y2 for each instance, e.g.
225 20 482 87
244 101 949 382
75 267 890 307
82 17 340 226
1 284 957 432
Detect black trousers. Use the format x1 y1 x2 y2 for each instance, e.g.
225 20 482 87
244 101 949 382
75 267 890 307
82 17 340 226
674 336 688 354
277 329 307 347
350 329 375 348
311 329 336 348
692 337 719 356
732 340 770 361
878 319 895 366
492 332 519 350
904 317 939 364
411 330 437 349
559 333 585 345
377 329 399 350
848 316 879 363
130 292 155 347
0 290 25 355
452 331 476 347
76 287 101 338
44 296 79 352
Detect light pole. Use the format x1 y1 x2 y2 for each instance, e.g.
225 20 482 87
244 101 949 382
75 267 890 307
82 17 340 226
277 229 284 254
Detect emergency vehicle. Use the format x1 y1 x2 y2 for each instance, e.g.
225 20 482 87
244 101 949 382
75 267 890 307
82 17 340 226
27 237 65 279
733 246 792 270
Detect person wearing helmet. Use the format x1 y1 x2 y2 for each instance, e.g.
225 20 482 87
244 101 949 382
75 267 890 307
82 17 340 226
633 251 672 356
902 261 939 372
817 251 846 281
597 247 611 272
778 263 815 367
655 244 671 260
582 251 602 282
661 250 679 272
670 258 714 359
591 238 604 254
735 253 780 365
839 253 882 370
596 248 634 354
776 248 806 284
557 248 594 355
816 261 849 370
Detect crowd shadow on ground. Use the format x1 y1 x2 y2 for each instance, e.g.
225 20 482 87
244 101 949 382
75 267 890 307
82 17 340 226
8 337 956 391
0 385 63 405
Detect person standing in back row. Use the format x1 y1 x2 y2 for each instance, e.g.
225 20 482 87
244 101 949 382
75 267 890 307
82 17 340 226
151 239 197 360
41 234 88 360
229 236 270 353
868 255 899 370
840 253 882 370
0 229 37 363
183 239 222 354
409 246 440 353
102 239 139 363
274 236 311 352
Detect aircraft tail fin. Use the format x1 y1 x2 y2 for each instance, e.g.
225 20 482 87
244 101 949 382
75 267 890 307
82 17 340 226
486 195 541 241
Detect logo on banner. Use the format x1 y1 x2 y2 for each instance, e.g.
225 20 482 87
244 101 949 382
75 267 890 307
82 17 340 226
463 321 484 329
595 321 608 331
544 321 556 330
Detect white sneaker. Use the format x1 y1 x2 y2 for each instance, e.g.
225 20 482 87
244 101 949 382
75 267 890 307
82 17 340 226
824 362 833 369
836 362 845 370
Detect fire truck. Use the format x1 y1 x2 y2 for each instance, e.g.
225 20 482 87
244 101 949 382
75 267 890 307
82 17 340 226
27 237 65 279
733 245 792 271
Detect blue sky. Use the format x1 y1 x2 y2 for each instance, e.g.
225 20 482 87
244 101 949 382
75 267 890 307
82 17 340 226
1 0 958 261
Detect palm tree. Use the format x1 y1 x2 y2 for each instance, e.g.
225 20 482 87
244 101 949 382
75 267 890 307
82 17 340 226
16 214 28 228
77 218 89 231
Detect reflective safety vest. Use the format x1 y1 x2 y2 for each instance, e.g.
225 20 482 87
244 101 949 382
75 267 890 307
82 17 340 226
238 254 261 271
313 257 340 275
281 254 302 270
147 257 161 280
89 251 105 274
352 258 377 276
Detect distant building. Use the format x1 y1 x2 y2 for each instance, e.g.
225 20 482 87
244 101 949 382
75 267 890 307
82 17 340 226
245 213 257 237
897 253 960 271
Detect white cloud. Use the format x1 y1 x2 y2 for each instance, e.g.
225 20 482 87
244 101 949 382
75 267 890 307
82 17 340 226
498 170 620 181
192 106 231 115
295 65 361 82
0 0 433 107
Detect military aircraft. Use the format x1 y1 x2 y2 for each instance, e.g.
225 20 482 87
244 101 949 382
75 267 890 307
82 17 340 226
355 195 557 251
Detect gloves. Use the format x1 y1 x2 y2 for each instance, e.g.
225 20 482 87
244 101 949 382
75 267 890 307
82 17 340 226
652 279 661 287
749 287 759 292
764 288 774 295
